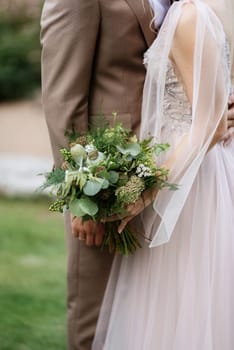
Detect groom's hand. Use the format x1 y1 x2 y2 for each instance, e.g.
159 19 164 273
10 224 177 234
72 217 105 247
228 92 234 127
222 93 234 146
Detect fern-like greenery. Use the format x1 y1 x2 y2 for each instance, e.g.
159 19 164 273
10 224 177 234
40 168 65 191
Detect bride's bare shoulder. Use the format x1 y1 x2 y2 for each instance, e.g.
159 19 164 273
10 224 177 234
172 2 197 57
175 2 197 42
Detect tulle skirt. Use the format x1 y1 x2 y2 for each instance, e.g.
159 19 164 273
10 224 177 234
92 140 234 350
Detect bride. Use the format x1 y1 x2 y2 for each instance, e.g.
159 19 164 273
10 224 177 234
92 1 234 349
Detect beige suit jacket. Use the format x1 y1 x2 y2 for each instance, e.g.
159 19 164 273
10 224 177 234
41 0 155 166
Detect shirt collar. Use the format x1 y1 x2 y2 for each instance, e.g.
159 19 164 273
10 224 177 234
148 0 170 28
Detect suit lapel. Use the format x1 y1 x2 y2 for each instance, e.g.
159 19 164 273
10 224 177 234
124 0 156 47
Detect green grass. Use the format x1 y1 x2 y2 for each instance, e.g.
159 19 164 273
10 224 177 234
0 198 66 350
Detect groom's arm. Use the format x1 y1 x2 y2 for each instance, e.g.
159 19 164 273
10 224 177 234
41 0 100 166
41 0 104 245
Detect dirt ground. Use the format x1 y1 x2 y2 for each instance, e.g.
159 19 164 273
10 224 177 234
0 96 53 195
0 96 52 158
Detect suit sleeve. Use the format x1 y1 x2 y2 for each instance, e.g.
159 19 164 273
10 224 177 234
40 0 100 166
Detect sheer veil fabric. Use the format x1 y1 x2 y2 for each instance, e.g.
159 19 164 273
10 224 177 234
140 0 232 247
92 1 234 349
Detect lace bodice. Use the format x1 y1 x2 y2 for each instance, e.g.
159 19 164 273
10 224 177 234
161 40 231 138
162 60 192 136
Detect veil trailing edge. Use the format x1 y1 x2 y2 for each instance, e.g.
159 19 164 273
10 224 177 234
140 0 230 247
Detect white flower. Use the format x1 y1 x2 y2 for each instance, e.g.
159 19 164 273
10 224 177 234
78 166 90 173
86 151 105 166
136 164 152 178
136 164 144 174
144 171 152 177
136 168 141 174
65 170 69 182
85 144 96 153
70 144 87 164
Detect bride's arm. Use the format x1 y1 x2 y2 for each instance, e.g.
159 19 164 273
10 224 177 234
161 3 228 175
170 3 227 149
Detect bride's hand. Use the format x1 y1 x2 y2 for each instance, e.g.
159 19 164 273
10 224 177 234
102 187 157 233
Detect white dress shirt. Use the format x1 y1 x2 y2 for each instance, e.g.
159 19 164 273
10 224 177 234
148 0 170 28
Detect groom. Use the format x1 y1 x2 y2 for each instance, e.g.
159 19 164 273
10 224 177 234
40 0 234 349
41 1 157 349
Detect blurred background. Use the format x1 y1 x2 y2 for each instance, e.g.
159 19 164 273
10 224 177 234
0 1 66 349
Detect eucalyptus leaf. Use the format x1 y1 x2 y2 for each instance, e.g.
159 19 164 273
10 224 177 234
69 197 98 217
116 143 141 157
83 178 103 196
69 199 86 217
102 179 109 189
78 197 98 216
109 171 119 184
125 154 133 161
98 170 109 179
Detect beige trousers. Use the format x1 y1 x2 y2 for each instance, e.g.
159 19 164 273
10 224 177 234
64 212 114 350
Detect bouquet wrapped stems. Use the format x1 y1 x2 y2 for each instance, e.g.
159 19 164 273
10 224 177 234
102 222 142 256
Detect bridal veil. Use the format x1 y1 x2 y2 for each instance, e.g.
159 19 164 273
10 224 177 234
140 0 234 247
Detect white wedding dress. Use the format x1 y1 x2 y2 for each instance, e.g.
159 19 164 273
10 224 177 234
92 1 234 349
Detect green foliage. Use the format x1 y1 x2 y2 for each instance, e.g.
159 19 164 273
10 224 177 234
116 142 141 157
0 197 66 349
41 122 177 255
116 175 145 205
83 178 106 196
39 168 65 191
60 148 73 163
89 122 131 154
153 143 170 155
0 9 41 101
49 199 66 213
70 197 98 217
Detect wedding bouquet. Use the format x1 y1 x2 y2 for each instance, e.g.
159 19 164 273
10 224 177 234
41 121 176 255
